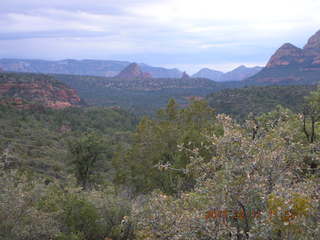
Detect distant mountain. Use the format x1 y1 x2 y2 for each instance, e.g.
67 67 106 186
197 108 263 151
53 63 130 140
0 59 183 78
0 72 83 109
246 29 320 84
115 63 152 80
139 63 183 78
0 67 3 72
192 68 223 81
181 71 191 79
221 65 263 81
0 59 129 77
192 66 262 81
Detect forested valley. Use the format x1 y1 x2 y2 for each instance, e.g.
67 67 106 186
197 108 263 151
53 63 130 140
1 83 320 240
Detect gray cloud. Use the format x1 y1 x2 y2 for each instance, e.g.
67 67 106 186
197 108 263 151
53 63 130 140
0 0 319 72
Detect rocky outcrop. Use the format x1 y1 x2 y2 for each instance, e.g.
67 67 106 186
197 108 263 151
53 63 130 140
304 30 320 50
246 29 320 83
266 43 305 67
0 72 83 109
115 63 152 80
265 31 320 69
303 30 320 58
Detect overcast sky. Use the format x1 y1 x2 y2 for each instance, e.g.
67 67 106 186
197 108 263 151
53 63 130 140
0 0 319 73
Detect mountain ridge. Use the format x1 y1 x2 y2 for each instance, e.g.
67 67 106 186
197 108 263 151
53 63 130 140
192 65 262 81
0 58 183 78
192 68 223 81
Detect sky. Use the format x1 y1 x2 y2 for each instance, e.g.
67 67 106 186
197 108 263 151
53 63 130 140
0 0 320 74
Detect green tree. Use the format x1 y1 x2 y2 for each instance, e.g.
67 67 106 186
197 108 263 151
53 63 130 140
302 85 320 143
113 99 220 195
68 132 105 189
135 112 319 240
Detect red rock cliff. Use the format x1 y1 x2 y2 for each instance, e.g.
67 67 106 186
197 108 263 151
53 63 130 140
0 72 83 109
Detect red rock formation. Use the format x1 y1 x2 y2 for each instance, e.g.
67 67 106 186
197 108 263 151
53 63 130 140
304 30 320 50
303 31 320 58
266 30 320 69
247 29 320 84
115 63 152 80
0 73 82 109
266 43 304 68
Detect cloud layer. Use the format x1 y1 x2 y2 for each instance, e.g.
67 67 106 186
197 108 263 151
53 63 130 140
1 0 319 72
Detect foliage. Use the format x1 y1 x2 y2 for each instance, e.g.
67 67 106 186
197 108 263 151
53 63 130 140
302 85 320 143
0 170 133 240
207 85 315 120
134 110 320 239
0 104 137 178
68 132 107 189
113 99 222 195
1 83 320 240
55 74 234 115
0 171 60 240
56 73 320 116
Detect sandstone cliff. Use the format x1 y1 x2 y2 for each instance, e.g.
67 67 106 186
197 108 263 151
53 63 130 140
247 29 320 83
0 72 83 109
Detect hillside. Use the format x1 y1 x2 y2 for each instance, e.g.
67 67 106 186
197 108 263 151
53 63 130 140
0 104 137 178
54 73 224 114
1 69 315 116
0 72 83 109
207 85 315 119
54 70 320 116
247 29 320 84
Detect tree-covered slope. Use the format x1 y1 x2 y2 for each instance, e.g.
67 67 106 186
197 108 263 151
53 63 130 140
0 105 137 178
54 74 225 115
1 94 320 240
207 85 316 120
